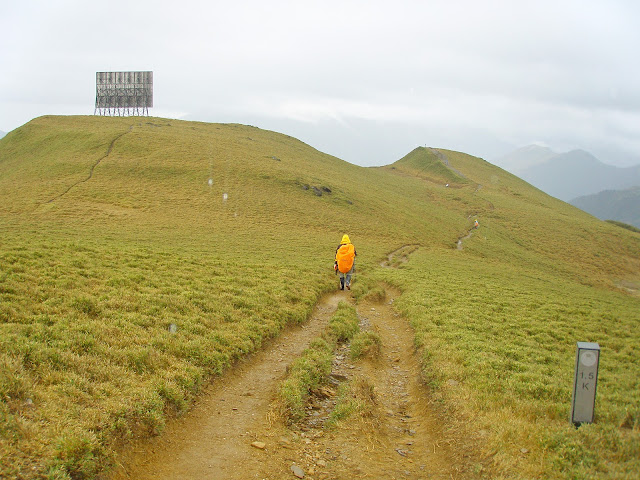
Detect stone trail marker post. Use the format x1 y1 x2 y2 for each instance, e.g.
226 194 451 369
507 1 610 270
570 342 600 426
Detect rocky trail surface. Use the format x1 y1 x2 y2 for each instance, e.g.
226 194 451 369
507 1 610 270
108 263 484 479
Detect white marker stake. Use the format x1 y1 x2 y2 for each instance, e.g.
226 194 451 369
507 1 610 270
570 342 600 425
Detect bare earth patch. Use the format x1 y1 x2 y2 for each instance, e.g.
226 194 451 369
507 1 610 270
107 288 486 480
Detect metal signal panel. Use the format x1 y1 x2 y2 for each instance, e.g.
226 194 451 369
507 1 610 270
95 71 153 116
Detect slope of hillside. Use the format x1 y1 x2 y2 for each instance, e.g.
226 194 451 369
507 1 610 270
520 149 640 201
1 116 638 479
571 187 640 228
389 146 470 186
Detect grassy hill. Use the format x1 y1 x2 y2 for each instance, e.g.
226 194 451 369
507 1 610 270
1 116 638 479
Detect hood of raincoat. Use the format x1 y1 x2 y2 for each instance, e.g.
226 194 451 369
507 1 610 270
341 234 351 244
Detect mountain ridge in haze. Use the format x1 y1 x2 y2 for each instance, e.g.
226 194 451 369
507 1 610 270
570 186 640 228
494 144 640 199
519 149 640 201
493 144 557 174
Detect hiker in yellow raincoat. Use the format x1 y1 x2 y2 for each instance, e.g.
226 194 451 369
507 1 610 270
334 234 357 290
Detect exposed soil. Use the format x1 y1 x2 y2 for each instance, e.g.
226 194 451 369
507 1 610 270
428 148 466 181
379 245 420 267
458 215 481 250
457 231 474 250
108 273 485 479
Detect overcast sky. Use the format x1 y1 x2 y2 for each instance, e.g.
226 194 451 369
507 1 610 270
1 0 639 167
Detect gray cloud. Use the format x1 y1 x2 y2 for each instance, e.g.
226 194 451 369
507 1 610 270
2 0 639 166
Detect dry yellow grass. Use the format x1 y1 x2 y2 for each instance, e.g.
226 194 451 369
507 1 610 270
0 116 638 479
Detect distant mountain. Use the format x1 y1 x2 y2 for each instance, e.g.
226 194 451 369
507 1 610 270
493 144 557 174
518 149 640 201
571 187 640 229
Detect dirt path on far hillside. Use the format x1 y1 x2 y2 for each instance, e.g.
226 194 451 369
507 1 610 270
380 244 420 267
457 231 474 250
108 286 484 479
458 215 482 250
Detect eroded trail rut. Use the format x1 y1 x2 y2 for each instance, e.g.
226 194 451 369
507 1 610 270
110 287 479 479
109 293 344 479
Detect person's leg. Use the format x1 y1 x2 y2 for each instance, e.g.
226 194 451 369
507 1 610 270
339 272 345 290
346 267 353 289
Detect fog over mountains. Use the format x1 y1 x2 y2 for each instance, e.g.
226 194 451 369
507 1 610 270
494 145 640 227
0 131 6 139
493 145 557 175
521 150 639 202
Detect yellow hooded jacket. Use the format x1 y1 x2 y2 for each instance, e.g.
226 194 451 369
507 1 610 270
335 235 356 274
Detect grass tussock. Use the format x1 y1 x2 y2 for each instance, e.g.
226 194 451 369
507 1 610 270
329 377 377 425
376 249 640 479
350 330 382 360
361 285 387 303
277 338 334 422
276 302 360 423
328 301 360 342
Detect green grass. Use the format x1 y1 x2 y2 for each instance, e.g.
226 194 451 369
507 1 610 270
389 146 470 186
1 116 638 479
374 243 639 478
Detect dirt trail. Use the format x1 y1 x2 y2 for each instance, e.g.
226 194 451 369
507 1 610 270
108 292 344 480
109 266 483 479
428 148 467 181
457 231 474 250
379 244 419 267
239 289 478 480
458 215 481 250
